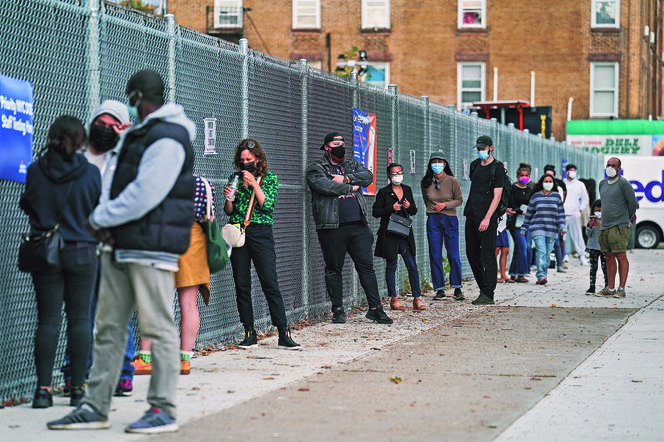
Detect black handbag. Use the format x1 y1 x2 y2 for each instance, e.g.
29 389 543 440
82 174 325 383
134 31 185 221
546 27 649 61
386 213 412 238
18 182 72 273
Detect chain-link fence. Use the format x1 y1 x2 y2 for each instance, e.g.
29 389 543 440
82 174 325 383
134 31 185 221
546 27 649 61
0 0 603 402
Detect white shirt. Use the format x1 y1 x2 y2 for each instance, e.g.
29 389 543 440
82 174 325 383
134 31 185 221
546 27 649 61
563 178 589 215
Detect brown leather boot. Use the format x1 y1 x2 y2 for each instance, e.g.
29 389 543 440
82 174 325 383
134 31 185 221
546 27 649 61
390 297 405 310
413 297 426 310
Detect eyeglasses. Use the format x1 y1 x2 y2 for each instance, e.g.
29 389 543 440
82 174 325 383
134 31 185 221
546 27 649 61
127 89 142 104
245 140 256 149
328 141 345 148
606 163 618 169
389 172 404 177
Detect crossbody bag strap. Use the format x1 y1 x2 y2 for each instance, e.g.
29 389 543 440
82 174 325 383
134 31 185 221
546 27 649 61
243 176 263 228
201 177 214 221
53 181 74 230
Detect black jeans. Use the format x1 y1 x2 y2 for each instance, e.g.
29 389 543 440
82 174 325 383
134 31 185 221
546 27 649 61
31 242 98 387
230 224 287 329
465 217 498 299
316 222 381 310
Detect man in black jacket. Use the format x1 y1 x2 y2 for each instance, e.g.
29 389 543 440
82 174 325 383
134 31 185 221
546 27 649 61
306 132 392 325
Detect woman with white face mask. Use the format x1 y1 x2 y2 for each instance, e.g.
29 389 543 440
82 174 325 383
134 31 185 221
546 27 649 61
420 152 465 301
372 163 425 311
520 174 567 285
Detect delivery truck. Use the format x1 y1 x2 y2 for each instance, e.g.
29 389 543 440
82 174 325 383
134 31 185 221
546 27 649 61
605 155 664 248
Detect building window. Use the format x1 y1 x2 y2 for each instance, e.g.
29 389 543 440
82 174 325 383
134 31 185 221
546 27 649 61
214 0 242 28
362 0 390 30
592 0 619 28
293 0 320 29
457 63 485 108
458 0 486 28
590 62 619 117
363 61 390 88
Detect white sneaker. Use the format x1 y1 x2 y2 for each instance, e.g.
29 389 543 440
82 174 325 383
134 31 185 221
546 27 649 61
563 254 569 263
579 256 589 266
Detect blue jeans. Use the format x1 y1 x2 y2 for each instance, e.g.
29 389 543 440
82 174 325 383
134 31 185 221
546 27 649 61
508 228 529 277
554 236 563 266
533 235 556 280
426 214 462 290
385 238 422 298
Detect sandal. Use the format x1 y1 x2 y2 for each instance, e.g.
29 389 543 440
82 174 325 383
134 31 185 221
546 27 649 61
497 279 505 283
505 278 516 283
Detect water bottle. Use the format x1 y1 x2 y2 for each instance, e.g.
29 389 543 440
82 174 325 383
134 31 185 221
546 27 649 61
226 173 240 202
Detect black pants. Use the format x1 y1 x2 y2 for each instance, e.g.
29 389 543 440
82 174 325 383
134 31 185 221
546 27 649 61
588 248 608 290
465 217 498 299
31 242 98 387
230 224 287 329
316 222 381 310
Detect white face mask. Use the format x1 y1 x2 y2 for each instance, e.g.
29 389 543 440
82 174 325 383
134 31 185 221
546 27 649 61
594 211 602 219
391 175 404 185
605 167 618 178
567 170 577 179
543 182 554 191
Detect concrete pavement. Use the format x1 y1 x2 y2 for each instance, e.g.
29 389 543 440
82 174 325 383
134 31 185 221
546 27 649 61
1 249 662 441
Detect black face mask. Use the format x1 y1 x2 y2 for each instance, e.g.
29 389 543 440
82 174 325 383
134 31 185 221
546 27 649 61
89 125 119 153
240 162 256 173
328 145 346 162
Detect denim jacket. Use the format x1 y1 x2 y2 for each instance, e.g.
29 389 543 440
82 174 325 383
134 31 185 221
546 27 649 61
306 155 374 230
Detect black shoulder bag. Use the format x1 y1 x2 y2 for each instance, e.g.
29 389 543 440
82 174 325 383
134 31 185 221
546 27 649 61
18 182 73 273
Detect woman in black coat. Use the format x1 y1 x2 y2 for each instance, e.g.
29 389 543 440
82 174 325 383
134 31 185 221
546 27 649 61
372 163 425 311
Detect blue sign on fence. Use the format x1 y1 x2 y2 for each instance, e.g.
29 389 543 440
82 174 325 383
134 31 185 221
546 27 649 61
0 73 33 183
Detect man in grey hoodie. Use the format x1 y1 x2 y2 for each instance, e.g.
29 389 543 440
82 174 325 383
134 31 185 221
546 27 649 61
48 70 195 434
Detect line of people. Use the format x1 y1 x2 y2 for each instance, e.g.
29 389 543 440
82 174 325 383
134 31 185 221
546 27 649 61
20 68 637 435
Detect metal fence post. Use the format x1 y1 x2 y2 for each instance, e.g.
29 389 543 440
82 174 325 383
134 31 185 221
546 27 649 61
240 38 249 139
299 59 310 313
388 84 398 161
422 96 430 154
86 0 100 118
166 13 176 103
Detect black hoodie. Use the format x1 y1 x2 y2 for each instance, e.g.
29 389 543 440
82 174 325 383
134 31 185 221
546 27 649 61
20 150 101 243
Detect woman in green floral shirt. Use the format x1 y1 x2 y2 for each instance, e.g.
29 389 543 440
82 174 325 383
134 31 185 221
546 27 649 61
223 138 299 350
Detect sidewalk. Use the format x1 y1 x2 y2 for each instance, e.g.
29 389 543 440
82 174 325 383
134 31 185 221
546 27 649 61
1 249 662 441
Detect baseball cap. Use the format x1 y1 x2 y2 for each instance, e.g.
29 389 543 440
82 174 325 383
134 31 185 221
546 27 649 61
89 100 130 127
473 135 493 149
429 151 445 162
321 132 345 149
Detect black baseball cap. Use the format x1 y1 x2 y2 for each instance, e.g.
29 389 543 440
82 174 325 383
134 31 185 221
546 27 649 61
473 135 493 149
321 132 345 149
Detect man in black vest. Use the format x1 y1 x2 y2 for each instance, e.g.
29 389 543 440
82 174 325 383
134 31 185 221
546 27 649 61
48 70 195 434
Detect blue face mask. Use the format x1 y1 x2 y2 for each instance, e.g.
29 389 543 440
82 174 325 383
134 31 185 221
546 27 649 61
127 104 139 122
477 149 490 160
431 163 445 175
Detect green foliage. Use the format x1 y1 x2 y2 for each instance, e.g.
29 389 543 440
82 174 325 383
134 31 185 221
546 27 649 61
420 278 434 292
335 46 361 78
121 0 156 14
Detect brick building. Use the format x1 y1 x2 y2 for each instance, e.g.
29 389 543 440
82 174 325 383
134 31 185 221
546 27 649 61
164 0 663 141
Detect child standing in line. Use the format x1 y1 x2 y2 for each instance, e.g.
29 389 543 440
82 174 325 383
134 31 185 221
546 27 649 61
496 215 512 283
587 199 609 296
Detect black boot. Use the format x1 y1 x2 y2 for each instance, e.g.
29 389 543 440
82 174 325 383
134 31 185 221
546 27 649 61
277 327 301 350
237 327 257 349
